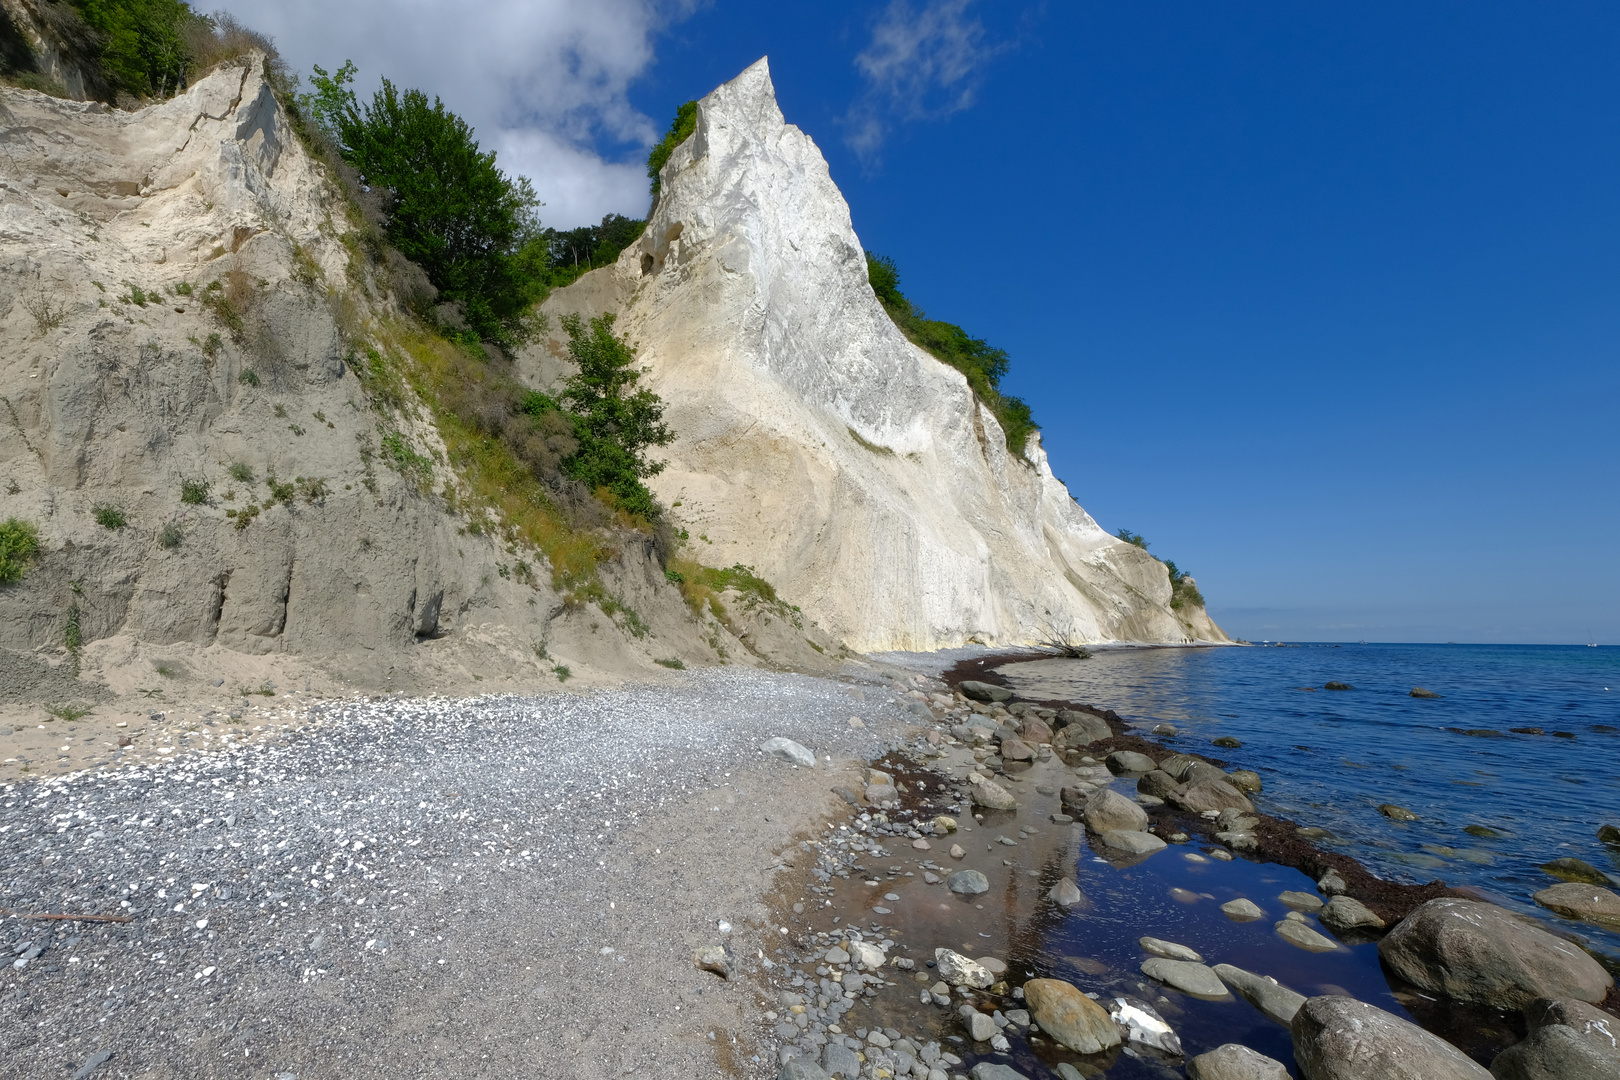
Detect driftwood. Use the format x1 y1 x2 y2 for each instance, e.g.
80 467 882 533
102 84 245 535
1 908 133 923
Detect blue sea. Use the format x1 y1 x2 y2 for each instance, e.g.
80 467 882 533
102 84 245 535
994 642 1620 962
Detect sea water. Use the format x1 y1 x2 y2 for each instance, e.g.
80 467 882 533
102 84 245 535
993 642 1620 963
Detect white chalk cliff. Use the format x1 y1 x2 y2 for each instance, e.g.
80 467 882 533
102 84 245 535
528 59 1229 652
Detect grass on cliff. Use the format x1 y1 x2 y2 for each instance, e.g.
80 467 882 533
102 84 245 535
0 518 41 585
866 252 1037 458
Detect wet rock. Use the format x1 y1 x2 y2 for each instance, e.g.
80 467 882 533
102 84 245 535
1157 753 1197 780
1221 898 1266 922
1217 830 1261 852
1187 1044 1290 1080
693 945 731 978
949 844 966 860
1317 869 1348 896
960 681 1012 703
1020 718 1054 744
1213 964 1306 1026
1168 780 1255 814
1291 996 1490 1079
1323 682 1353 691
1141 957 1229 997
1522 996 1620 1048
1410 687 1443 698
1218 808 1260 833
824 946 850 965
933 815 957 832
1227 769 1263 792
1139 936 1202 962
1213 736 1243 749
999 737 1035 762
1137 770 1180 798
968 1065 1029 1080
1106 750 1157 775
1108 995 1183 1056
1320 896 1386 932
964 1008 998 1041
1023 978 1122 1054
1533 883 1620 926
1538 858 1615 886
935 949 993 989
761 737 817 768
1048 878 1085 907
970 778 1017 811
977 956 1008 977
1098 829 1167 855
1378 898 1614 1009
1489 1022 1620 1080
1280 890 1325 912
1083 788 1149 832
1276 920 1340 951
1598 824 1620 847
1153 723 1179 735
1379 804 1419 821
1055 709 1113 744
947 869 989 895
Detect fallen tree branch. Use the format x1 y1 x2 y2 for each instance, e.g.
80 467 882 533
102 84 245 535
1 908 133 923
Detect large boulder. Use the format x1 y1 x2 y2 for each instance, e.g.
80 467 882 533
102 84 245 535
1378 898 1614 1009
1083 788 1149 833
969 778 1018 811
1490 1024 1620 1080
1532 883 1620 927
1319 895 1386 932
960 680 1012 703
1491 999 1620 1080
1022 978 1122 1054
1098 829 1168 855
1187 1044 1290 1080
1137 770 1180 798
1055 708 1113 741
1291 996 1491 1079
780 1058 831 1080
1168 779 1255 814
1106 750 1157 774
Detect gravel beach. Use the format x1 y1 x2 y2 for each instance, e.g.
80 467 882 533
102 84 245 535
0 667 924 1079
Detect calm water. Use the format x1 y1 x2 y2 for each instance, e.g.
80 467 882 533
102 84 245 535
994 643 1620 964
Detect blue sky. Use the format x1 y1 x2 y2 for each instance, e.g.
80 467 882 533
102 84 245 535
237 1 1619 644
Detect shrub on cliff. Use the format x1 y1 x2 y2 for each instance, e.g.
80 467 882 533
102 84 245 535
865 252 1038 457
304 60 548 346
647 100 698 206
0 518 41 584
545 313 673 520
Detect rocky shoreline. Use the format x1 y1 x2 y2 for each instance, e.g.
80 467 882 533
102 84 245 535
752 656 1620 1080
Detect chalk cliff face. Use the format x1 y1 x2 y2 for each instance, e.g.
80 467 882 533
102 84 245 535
528 59 1228 651
0 56 829 692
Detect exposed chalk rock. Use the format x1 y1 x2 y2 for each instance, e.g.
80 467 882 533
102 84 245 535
525 59 1231 651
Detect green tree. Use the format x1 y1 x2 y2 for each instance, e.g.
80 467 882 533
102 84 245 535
554 313 672 518
305 61 547 345
63 0 201 100
646 100 697 205
1115 529 1148 549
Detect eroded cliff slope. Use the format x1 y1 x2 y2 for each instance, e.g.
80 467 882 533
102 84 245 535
0 55 832 701
525 59 1228 652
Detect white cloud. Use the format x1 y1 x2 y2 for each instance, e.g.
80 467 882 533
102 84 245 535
845 0 1001 162
211 0 697 226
